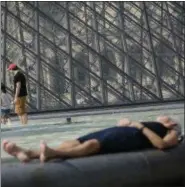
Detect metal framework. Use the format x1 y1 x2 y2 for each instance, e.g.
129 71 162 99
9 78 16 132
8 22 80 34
1 2 185 112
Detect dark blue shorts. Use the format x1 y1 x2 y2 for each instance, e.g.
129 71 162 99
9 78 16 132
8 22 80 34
1 109 11 118
77 126 146 154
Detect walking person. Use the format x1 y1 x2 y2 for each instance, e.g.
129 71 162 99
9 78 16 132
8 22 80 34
7 63 28 125
1 83 12 126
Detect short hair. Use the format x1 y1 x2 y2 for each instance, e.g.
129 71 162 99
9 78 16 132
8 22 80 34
12 66 19 71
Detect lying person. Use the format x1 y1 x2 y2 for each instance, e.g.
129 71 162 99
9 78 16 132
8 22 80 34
2 115 182 163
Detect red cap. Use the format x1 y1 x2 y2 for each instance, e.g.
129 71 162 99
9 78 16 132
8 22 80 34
7 63 17 70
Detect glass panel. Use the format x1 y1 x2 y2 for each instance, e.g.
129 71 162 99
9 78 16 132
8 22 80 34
2 2 184 111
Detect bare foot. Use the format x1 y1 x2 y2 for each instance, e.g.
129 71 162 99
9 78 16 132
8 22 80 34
40 141 60 163
2 140 30 162
40 141 50 163
2 140 9 150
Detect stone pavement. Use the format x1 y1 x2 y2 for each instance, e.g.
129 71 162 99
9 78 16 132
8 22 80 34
1 102 184 163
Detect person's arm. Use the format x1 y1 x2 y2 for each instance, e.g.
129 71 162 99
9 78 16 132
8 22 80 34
8 94 12 102
14 82 21 102
130 121 178 149
117 118 131 127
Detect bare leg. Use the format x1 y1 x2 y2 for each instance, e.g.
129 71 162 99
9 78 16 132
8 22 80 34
40 139 101 162
1 117 6 124
2 140 39 162
22 113 28 125
4 117 7 124
2 140 81 162
7 118 12 126
18 115 24 125
58 140 81 149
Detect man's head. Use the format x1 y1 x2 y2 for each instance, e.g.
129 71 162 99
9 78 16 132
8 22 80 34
156 115 178 128
7 63 19 75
